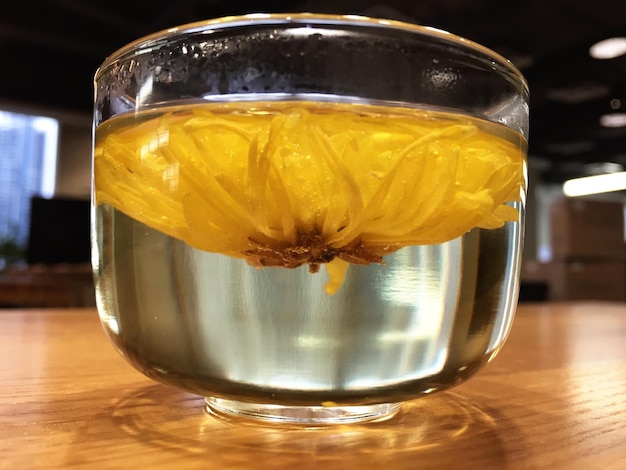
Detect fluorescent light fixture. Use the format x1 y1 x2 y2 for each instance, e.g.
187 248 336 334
600 113 626 128
563 171 626 197
589 37 626 59
546 83 608 104
545 140 595 155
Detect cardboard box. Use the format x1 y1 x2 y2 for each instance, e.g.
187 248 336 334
548 259 625 302
550 198 625 260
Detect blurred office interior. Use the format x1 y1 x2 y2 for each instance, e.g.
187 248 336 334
1 0 626 306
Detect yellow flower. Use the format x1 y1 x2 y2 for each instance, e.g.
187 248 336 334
94 101 526 294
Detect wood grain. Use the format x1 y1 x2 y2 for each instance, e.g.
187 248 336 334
1 303 625 469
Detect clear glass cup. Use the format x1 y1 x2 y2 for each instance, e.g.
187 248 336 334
92 13 528 425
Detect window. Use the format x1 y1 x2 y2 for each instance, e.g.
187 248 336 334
0 109 59 253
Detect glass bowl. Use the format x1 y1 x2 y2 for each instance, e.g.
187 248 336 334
92 13 528 425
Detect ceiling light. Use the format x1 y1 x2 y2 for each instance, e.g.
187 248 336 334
563 171 626 197
546 83 608 104
599 113 626 128
589 37 626 59
544 140 595 155
583 162 624 175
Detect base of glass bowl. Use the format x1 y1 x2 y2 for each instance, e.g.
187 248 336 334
205 397 401 425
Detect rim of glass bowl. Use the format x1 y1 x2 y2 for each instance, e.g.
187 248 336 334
94 12 528 92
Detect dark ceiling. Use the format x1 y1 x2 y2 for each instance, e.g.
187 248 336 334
2 0 626 183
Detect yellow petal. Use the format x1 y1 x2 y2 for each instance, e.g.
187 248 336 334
325 259 350 296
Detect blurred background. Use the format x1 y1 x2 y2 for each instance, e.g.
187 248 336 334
1 0 626 306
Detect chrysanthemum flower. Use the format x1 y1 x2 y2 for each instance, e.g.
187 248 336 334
94 101 526 294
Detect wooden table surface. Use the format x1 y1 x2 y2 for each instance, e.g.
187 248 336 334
1 302 625 469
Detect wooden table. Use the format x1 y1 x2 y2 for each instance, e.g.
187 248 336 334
1 303 625 469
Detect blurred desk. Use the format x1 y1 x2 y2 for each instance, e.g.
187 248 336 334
1 303 626 469
0 264 95 307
